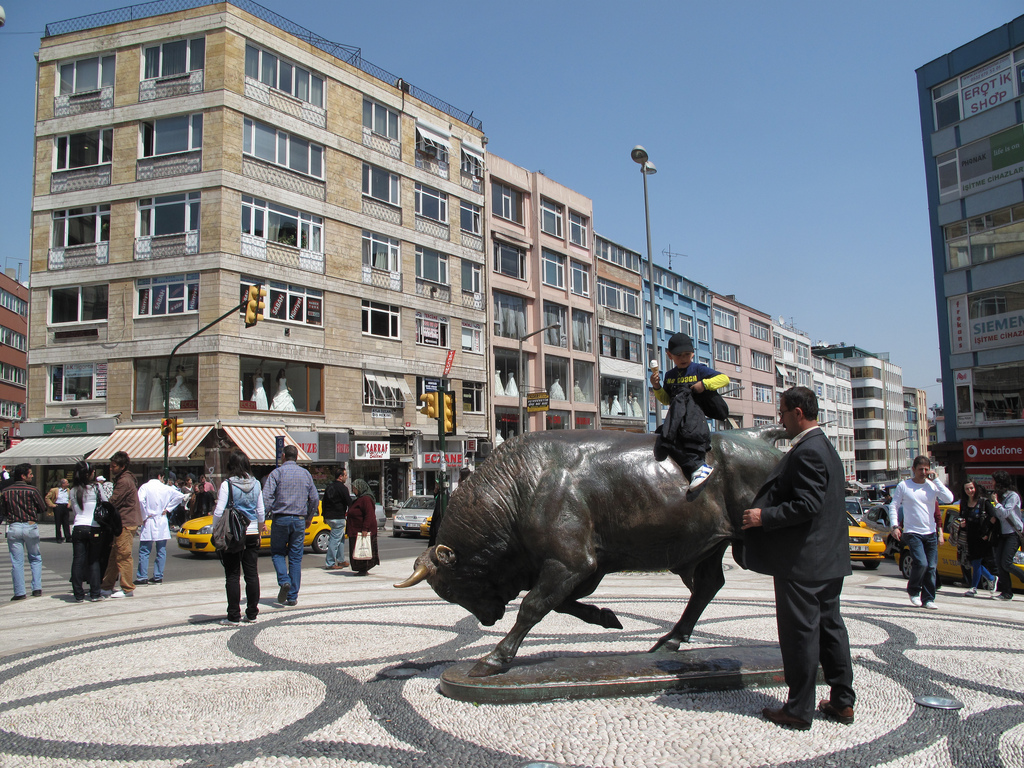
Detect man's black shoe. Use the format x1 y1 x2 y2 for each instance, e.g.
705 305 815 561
762 706 811 731
31 589 42 597
276 584 290 604
818 699 854 724
11 594 26 601
997 592 1013 601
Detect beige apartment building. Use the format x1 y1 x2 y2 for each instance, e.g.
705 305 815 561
486 154 599 438
26 1 488 500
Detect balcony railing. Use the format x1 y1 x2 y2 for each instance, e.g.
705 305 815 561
415 153 449 180
48 242 109 270
415 216 449 241
362 197 402 225
139 70 204 102
53 86 113 117
136 150 202 181
460 172 483 194
460 232 483 252
134 231 199 261
242 156 326 201
461 291 485 311
362 265 403 292
362 127 401 159
245 77 327 129
50 164 111 194
415 278 451 303
267 241 324 274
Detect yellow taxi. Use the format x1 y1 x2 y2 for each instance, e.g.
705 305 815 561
847 512 887 569
176 513 331 556
420 516 432 538
896 503 1024 591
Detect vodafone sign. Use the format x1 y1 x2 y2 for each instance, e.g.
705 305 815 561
963 438 1024 463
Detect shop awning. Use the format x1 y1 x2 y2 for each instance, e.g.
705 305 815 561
0 434 109 466
87 425 213 463
221 426 311 463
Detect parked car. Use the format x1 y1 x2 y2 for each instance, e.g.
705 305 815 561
861 504 898 557
392 495 435 538
894 503 1022 592
845 496 865 518
176 513 331 555
847 512 887 569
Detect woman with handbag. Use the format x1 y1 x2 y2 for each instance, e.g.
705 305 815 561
347 479 379 576
213 450 266 625
68 461 107 602
960 480 997 597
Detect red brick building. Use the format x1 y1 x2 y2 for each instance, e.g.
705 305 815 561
0 271 28 450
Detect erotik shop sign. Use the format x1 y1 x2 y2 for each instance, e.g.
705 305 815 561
963 438 1024 464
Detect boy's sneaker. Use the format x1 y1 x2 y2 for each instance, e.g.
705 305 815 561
689 464 714 491
964 588 977 597
242 615 257 624
910 595 922 607
219 618 240 627
150 578 162 585
923 601 938 610
135 578 148 586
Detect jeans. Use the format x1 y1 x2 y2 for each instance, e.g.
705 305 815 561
904 531 938 604
219 534 261 621
995 533 1024 596
270 515 305 600
136 539 168 582
7 522 42 597
325 518 346 567
71 525 103 600
970 558 996 589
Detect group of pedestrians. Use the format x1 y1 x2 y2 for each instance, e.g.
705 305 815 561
954 471 1024 601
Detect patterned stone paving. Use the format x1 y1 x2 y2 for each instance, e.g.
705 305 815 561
0 595 1021 768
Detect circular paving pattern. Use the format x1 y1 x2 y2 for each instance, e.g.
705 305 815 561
0 597 1022 767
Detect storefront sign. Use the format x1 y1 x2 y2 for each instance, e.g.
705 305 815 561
955 124 1024 198
961 55 1014 118
354 441 390 460
963 438 1024 463
527 392 549 412
371 409 393 419
949 290 1024 353
42 422 88 435
422 452 464 468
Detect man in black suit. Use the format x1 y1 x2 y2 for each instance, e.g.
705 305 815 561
742 386 855 730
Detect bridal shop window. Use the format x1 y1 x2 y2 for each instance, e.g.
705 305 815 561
239 357 322 413
572 360 595 404
493 348 524 398
135 355 198 412
600 375 645 419
544 356 569 402
50 363 106 403
546 409 570 430
136 273 199 317
240 278 322 327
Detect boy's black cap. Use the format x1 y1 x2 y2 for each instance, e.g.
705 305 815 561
668 332 694 355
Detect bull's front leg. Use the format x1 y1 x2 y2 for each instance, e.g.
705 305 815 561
650 541 728 652
469 560 587 677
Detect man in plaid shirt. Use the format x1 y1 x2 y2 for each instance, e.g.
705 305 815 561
1 463 46 600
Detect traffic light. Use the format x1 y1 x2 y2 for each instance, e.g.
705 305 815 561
172 418 184 445
160 418 174 442
244 284 267 327
443 393 456 435
419 392 439 419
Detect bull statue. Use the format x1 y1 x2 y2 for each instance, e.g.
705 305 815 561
395 427 784 677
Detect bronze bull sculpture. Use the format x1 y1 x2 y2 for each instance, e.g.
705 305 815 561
395 427 784 677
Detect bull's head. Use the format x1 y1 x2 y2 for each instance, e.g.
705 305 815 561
394 545 508 626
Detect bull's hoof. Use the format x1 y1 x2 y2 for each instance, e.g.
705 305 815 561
649 633 687 652
600 608 623 630
468 659 504 677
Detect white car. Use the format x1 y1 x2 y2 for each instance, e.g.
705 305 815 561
392 495 435 537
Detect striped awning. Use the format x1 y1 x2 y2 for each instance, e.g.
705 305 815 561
0 434 109 466
221 426 311 464
87 425 212 463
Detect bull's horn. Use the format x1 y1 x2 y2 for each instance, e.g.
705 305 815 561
393 564 430 589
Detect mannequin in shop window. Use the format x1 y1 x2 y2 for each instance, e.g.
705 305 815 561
549 377 565 401
504 372 519 398
270 368 297 411
167 366 193 410
250 367 269 411
148 374 164 411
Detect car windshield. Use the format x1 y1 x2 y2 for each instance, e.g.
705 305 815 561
845 501 860 515
403 497 435 510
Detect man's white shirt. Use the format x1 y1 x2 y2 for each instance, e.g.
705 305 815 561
889 477 954 535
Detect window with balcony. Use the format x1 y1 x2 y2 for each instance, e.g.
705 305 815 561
55 129 112 170
362 300 400 339
362 231 399 272
461 147 483 178
493 241 526 279
50 363 105 402
362 163 400 205
570 260 589 297
416 312 449 348
243 117 323 178
542 249 565 289
416 124 450 165
416 247 449 285
415 183 448 222
362 99 398 139
50 285 108 325
462 320 483 353
139 192 200 238
541 199 563 237
59 56 115 96
460 201 481 235
492 182 523 223
462 260 482 294
145 38 205 80
136 273 199 317
53 205 110 250
242 196 322 253
569 211 588 247
245 44 323 108
142 114 203 157
241 278 323 327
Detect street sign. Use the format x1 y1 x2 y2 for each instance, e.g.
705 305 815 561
443 349 456 376
527 392 550 412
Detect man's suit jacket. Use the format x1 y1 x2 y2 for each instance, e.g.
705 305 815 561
743 428 851 582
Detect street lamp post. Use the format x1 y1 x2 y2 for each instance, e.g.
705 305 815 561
518 322 560 435
632 145 661 429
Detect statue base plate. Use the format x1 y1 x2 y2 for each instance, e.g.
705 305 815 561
440 644 793 704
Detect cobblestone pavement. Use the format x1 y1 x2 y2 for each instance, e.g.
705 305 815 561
0 558 1022 768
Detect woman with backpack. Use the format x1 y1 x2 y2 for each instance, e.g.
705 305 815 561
68 461 107 602
213 450 266 625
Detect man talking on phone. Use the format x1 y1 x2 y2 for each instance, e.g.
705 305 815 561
889 456 953 610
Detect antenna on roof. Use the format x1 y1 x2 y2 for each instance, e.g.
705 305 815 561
662 245 688 271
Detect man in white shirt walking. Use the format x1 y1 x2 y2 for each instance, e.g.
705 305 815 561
136 471 188 585
890 456 954 610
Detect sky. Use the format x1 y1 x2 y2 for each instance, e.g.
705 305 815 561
1 0 1022 405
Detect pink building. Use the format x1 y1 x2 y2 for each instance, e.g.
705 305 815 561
709 293 776 430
